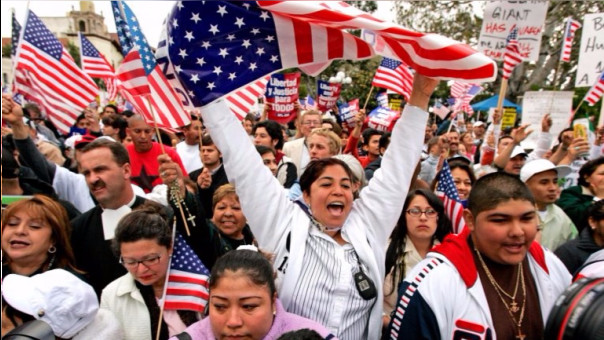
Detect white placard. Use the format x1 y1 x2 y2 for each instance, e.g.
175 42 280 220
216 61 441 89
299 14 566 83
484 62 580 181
521 91 574 149
478 0 549 62
575 13 604 88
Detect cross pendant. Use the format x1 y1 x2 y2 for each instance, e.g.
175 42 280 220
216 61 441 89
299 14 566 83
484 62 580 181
510 301 519 313
515 331 526 340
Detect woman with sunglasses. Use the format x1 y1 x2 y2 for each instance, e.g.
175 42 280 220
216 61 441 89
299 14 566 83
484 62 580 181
100 203 200 340
382 189 452 332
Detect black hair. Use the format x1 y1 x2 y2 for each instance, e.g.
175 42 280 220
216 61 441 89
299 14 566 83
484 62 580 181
579 157 604 188
209 250 276 297
121 110 135 118
429 160 476 192
588 199 604 222
557 127 573 144
103 104 119 114
379 132 391 151
361 128 383 146
101 114 128 141
252 120 284 150
299 158 354 195
468 172 535 217
113 202 173 256
255 145 276 157
201 133 215 147
385 189 452 295
80 138 130 166
276 329 325 340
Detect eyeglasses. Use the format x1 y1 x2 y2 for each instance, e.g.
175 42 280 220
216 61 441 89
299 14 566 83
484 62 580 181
120 254 161 269
302 121 321 126
406 208 438 218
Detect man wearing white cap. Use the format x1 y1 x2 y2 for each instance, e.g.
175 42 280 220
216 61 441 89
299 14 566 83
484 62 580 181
521 159 577 250
472 120 486 143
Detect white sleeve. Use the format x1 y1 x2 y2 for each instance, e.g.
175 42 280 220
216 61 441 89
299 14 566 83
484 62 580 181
201 99 295 252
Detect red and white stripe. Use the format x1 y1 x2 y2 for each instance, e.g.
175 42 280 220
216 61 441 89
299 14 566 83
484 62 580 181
372 62 413 101
271 13 373 76
585 73 604 106
117 49 190 128
164 269 209 311
259 1 497 82
436 192 466 234
226 76 270 120
502 41 522 80
14 43 98 134
560 18 581 63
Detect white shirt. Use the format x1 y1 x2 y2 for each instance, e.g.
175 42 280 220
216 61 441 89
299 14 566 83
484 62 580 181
175 141 202 173
289 225 374 339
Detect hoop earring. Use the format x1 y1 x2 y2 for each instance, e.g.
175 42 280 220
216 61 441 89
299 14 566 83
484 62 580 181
48 246 57 254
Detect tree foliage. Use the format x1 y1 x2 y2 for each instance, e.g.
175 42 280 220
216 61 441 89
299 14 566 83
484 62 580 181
2 43 12 58
66 40 81 67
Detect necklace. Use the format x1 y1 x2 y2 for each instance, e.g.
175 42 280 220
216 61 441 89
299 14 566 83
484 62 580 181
475 248 527 340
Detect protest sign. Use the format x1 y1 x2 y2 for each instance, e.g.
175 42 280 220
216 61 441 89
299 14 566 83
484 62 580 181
575 13 604 87
265 72 300 123
389 98 403 113
317 80 341 112
501 107 517 130
338 99 360 131
521 91 573 149
367 106 400 132
478 0 549 62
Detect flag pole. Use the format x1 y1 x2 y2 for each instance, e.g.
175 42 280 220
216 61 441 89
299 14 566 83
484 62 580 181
363 85 375 111
147 97 191 236
496 78 508 112
568 98 585 125
155 221 177 340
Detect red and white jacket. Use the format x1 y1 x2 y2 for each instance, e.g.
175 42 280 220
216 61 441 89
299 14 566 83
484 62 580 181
387 228 571 340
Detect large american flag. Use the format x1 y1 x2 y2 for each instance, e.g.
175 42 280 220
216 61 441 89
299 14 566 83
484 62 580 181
436 161 466 234
560 18 581 63
156 1 496 110
372 57 413 101
502 26 523 80
13 10 98 134
259 1 497 81
78 32 118 101
585 72 604 106
164 232 210 312
112 1 190 128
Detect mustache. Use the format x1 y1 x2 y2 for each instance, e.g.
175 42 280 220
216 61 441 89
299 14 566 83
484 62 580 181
90 179 106 191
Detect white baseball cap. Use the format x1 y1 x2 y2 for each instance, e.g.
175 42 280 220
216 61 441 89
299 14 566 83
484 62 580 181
2 269 99 338
520 159 572 183
510 146 528 159
473 121 486 128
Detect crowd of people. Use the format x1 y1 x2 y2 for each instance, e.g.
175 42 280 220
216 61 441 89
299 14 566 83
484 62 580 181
2 72 603 340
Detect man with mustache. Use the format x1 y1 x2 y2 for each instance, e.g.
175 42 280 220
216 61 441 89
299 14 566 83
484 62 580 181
388 172 571 339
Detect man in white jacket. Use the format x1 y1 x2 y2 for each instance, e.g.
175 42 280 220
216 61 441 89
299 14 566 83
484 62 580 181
388 172 571 340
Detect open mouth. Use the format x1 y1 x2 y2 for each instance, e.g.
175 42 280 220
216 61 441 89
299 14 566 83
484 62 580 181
327 202 345 216
503 243 525 253
9 240 30 248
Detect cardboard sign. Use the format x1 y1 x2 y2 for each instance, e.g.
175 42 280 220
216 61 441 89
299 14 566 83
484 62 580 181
521 91 573 149
338 99 360 131
367 106 400 132
317 80 341 112
265 72 300 123
478 0 549 61
575 13 604 88
501 107 517 130
389 98 403 113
